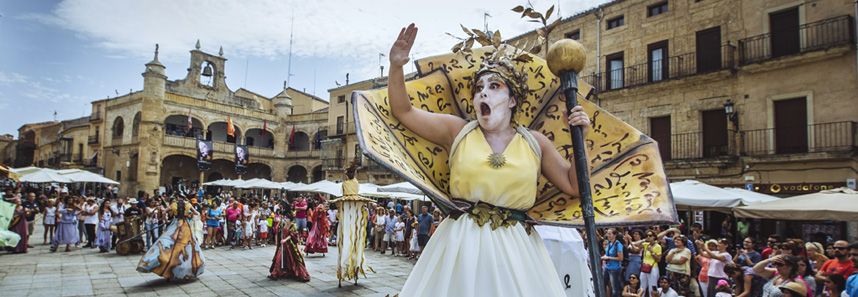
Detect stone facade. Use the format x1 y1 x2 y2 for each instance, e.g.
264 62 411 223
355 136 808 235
507 0 858 195
14 43 329 196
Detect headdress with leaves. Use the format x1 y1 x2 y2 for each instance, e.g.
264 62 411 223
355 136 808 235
449 4 561 105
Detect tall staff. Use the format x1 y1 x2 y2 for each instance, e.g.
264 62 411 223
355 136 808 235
547 39 605 297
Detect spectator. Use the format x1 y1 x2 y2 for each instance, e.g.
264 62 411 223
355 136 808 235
805 242 830 272
394 214 406 256
665 234 692 297
798 257 817 295
725 263 765 297
698 240 715 297
95 201 112 253
374 207 386 252
383 209 398 255
651 276 678 297
816 240 856 284
624 230 643 282
622 274 643 297
82 198 98 248
754 255 810 297
843 243 858 297
714 279 732 297
763 235 781 259
603 228 624 297
735 237 763 267
779 281 808 297
701 238 733 297
416 206 432 258
633 230 662 296
43 199 56 245
22 193 40 248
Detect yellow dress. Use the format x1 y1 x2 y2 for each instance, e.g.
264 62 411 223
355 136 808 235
400 122 565 297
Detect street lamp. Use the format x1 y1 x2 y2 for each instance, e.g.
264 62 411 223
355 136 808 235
724 99 739 131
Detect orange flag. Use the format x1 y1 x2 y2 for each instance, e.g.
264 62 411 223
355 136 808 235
227 116 235 137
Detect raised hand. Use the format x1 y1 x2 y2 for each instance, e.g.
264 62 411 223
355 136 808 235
390 23 418 67
567 105 590 127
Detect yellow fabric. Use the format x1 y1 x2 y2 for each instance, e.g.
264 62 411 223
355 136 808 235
450 127 539 210
642 242 663 266
342 178 359 196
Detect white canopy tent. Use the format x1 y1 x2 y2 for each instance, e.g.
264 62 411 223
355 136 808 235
670 180 743 211
235 178 286 190
723 187 780 205
17 169 73 183
56 169 119 185
733 187 858 221
292 180 343 196
377 181 423 195
202 179 232 186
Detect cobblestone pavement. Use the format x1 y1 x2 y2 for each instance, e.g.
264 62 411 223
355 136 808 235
0 222 414 296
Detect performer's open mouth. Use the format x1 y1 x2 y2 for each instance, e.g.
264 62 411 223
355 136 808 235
480 102 491 117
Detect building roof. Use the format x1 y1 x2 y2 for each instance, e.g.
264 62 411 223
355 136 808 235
235 88 270 100
286 87 328 103
505 0 624 43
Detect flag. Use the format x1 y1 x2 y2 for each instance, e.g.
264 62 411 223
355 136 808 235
288 125 296 145
227 116 235 137
263 120 268 132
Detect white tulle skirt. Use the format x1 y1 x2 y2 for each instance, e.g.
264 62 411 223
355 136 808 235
400 215 565 297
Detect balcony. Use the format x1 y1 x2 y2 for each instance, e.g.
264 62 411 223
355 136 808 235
248 146 276 158
742 121 856 156
739 16 854 65
582 44 735 92
668 131 736 161
89 113 102 122
329 121 357 137
285 150 320 159
322 157 345 171
163 135 277 158
88 135 100 144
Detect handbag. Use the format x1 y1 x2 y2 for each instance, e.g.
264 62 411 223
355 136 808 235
641 263 653 273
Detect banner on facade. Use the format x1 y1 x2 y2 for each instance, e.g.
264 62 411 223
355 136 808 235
196 138 213 170
235 144 249 175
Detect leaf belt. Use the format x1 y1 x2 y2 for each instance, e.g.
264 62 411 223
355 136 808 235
450 199 532 232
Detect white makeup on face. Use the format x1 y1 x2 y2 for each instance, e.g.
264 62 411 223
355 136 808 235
473 73 515 131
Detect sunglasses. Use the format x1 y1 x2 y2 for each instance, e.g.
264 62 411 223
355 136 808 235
834 247 848 250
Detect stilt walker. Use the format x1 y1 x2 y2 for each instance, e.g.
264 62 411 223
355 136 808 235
331 163 374 287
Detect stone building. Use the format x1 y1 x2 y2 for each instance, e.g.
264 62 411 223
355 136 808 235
13 117 92 170
508 0 857 195
0 134 17 166
15 42 329 196
507 0 857 239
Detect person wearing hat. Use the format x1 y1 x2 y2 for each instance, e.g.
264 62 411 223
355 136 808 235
779 281 808 297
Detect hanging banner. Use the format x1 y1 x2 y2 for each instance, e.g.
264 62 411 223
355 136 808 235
196 138 213 170
235 144 249 175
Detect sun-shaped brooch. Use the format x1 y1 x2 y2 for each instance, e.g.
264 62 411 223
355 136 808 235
487 152 507 169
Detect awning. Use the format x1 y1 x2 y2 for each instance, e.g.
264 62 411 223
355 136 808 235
733 187 858 221
670 180 742 211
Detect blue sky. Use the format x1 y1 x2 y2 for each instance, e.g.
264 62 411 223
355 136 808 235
0 0 608 136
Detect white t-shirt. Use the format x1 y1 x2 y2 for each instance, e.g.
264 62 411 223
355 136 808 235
657 287 679 297
84 204 99 224
110 203 126 224
395 222 405 239
707 251 733 278
258 219 268 233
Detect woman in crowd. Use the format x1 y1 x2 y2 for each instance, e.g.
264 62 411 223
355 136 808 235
622 274 643 297
634 230 662 295
725 263 766 297
8 196 28 253
754 255 810 297
805 242 829 271
304 203 329 256
204 202 221 249
697 240 715 297
624 230 643 282
780 281 809 297
95 200 112 252
701 238 734 297
52 196 81 252
798 257 817 296
269 209 310 282
665 234 692 297
42 199 56 245
822 274 845 297
144 199 161 250
373 207 386 252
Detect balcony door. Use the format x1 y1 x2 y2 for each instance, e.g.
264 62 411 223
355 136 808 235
606 52 624 90
702 109 728 158
650 116 672 161
648 41 668 82
696 26 722 73
774 97 807 154
770 7 800 58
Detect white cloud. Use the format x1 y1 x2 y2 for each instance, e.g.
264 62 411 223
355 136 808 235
0 70 87 104
37 0 610 78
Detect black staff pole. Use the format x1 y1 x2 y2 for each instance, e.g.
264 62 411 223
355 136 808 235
546 39 605 297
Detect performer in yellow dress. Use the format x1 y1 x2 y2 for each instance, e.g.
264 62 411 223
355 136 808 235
137 196 205 280
388 24 591 296
331 164 374 286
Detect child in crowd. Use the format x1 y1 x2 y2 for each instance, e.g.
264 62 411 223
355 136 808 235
231 218 242 250
394 215 406 256
258 216 268 247
243 215 254 249
714 279 733 297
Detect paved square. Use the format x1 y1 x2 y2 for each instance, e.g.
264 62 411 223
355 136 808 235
0 222 414 296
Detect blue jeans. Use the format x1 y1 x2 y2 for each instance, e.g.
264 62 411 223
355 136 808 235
606 269 623 297
295 218 307 231
145 222 159 249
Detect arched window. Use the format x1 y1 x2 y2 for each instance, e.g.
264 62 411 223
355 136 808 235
112 117 125 140
132 112 141 139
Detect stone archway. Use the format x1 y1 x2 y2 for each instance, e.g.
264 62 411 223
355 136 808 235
311 165 324 182
160 154 199 187
245 163 272 179
287 165 308 183
206 172 224 182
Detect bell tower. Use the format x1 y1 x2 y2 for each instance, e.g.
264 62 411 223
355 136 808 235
184 40 229 92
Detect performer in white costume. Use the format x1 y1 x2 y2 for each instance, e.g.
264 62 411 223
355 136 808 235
388 24 592 297
331 164 374 287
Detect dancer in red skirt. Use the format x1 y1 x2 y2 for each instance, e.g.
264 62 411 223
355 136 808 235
304 204 330 256
269 209 310 282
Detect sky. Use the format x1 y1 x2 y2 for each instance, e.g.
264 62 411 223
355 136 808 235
0 0 610 136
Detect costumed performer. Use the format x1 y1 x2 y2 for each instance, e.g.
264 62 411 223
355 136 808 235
268 209 310 281
333 164 374 286
7 196 28 253
304 203 329 256
137 195 205 280
0 199 22 249
51 196 80 252
389 24 591 297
